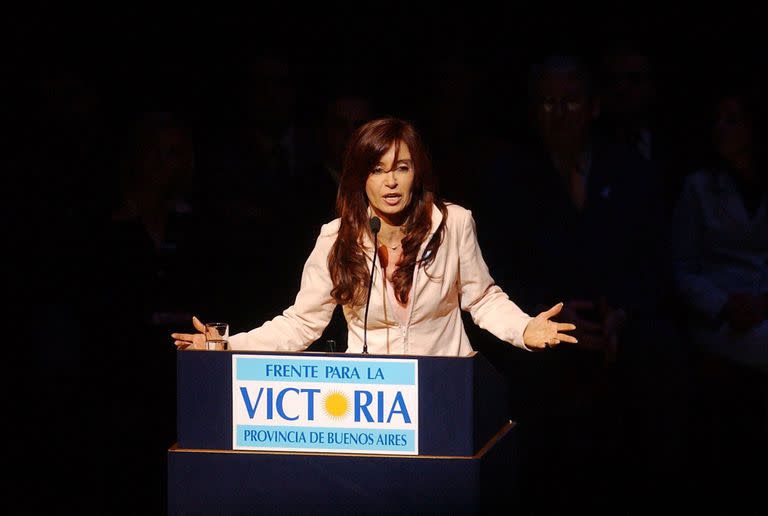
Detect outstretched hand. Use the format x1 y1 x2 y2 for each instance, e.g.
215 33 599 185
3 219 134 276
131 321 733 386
522 302 578 350
171 316 207 350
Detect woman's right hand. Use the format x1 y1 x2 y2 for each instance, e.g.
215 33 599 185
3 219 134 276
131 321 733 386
171 316 207 349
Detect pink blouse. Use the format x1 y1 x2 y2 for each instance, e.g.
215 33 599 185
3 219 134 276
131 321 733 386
380 245 414 327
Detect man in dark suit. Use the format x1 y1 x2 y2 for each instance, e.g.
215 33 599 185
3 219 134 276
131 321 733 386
595 43 684 216
472 54 679 514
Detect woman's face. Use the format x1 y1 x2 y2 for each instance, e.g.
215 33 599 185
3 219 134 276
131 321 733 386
365 142 415 225
713 97 752 160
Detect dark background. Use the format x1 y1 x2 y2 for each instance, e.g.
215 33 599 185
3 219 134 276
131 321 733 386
8 4 766 515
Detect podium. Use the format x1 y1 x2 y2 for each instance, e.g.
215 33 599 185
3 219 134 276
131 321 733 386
168 350 521 514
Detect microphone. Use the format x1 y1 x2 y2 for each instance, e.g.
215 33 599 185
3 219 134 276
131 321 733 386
363 216 381 355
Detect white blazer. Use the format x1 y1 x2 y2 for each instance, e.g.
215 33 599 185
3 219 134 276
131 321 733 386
228 203 533 356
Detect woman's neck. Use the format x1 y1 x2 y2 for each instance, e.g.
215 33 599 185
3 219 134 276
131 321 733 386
377 219 405 245
371 206 410 241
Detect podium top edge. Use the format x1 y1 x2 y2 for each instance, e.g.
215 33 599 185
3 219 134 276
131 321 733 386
180 350 479 359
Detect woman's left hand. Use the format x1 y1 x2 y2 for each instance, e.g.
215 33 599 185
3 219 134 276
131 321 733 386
523 302 578 350
171 315 208 350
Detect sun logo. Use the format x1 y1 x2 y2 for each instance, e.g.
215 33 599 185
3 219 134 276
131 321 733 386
323 391 349 420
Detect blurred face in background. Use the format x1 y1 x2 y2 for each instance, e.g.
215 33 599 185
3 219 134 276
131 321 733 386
243 56 298 134
322 96 372 169
600 53 656 123
136 125 195 197
533 70 600 156
713 96 752 164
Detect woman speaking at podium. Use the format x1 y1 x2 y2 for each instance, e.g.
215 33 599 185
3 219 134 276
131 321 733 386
172 117 576 355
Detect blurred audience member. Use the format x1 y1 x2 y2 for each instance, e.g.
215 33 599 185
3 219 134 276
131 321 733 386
672 86 767 370
597 42 683 214
671 83 767 512
88 111 202 512
421 54 488 204
12 64 110 513
301 90 375 224
474 54 674 513
194 51 311 333
317 92 374 186
598 43 659 161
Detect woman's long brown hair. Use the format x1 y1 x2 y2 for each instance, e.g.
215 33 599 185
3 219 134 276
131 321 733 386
328 118 446 308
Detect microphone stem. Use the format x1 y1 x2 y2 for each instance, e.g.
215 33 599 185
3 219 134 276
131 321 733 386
363 233 378 355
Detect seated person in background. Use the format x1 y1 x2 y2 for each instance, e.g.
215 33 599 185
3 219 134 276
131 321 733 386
671 86 767 372
670 83 767 513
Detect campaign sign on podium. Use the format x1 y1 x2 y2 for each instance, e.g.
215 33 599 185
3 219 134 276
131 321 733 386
232 354 419 455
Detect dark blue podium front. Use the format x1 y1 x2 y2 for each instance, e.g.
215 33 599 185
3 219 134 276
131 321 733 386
168 350 520 514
